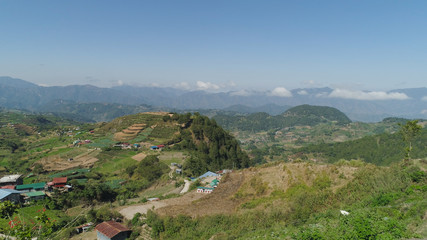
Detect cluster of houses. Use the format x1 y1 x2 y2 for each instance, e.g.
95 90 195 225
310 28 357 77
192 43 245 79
196 171 222 194
1 174 132 240
171 162 183 174
0 174 70 204
150 144 165 150
113 142 141 150
73 139 92 146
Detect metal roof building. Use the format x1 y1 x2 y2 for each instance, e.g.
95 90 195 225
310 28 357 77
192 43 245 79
95 221 132 240
0 189 22 203
16 182 46 192
0 174 23 186
198 171 219 179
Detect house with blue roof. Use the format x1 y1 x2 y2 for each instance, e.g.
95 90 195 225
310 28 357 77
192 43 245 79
0 189 22 203
198 171 219 179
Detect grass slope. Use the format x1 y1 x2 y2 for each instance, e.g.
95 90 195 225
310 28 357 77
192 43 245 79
147 160 427 240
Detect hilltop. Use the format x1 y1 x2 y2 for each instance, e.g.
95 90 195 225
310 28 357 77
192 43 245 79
213 104 351 132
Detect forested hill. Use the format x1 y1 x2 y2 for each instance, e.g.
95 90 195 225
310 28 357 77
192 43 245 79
283 104 351 124
295 128 427 165
164 113 251 175
95 112 250 176
213 104 351 131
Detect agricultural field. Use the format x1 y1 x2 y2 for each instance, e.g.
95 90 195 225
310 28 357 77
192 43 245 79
0 110 425 239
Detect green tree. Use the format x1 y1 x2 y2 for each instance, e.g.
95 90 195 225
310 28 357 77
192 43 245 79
135 155 169 182
0 201 18 218
399 120 422 159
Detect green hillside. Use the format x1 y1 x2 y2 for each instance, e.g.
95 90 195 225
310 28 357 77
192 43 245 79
295 128 427 165
1 110 425 239
169 113 251 175
146 160 427 239
283 104 352 124
213 104 351 132
39 101 154 122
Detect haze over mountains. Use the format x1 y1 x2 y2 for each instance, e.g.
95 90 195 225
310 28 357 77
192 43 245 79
1 76 426 122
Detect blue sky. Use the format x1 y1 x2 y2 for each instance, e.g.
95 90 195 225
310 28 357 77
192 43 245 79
1 1 427 93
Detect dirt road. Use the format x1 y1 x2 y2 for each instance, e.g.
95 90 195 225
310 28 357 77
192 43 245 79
119 171 245 219
156 172 245 217
118 192 204 219
180 179 190 194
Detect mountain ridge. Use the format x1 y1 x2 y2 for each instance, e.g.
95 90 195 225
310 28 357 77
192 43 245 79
1 76 426 122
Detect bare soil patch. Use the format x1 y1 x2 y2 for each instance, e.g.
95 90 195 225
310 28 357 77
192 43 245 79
119 163 358 220
114 123 146 141
143 112 169 116
38 149 100 171
118 191 205 219
132 152 147 162
156 172 245 217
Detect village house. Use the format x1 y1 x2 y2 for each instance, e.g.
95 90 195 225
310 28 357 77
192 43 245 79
196 187 214 193
171 163 182 168
113 143 133 150
0 189 22 203
75 222 93 234
151 144 165 150
210 179 219 188
47 177 69 191
198 171 219 179
217 169 233 175
0 174 23 187
95 221 132 240
15 182 46 192
23 191 46 202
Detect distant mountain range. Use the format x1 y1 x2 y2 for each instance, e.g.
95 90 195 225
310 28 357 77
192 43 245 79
1 76 426 122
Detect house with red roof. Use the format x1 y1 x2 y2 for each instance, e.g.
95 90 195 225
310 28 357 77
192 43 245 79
95 221 132 240
47 177 69 191
0 185 15 190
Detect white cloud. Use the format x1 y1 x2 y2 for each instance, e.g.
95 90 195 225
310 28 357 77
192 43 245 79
174 82 191 90
421 109 427 114
148 82 160 87
230 90 252 96
297 90 308 95
327 89 409 100
302 80 318 87
196 81 220 91
316 92 330 98
117 80 124 86
269 87 293 97
226 81 237 87
37 83 50 87
422 96 427 101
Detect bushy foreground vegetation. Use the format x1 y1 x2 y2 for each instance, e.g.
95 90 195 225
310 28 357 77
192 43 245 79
296 128 427 165
145 160 427 239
